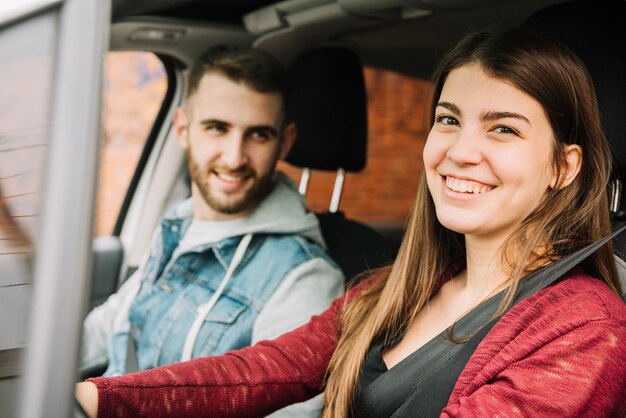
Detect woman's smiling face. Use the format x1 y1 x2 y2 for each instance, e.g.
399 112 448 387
424 63 557 245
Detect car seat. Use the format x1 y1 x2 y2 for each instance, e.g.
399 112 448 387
285 47 398 282
523 0 626 297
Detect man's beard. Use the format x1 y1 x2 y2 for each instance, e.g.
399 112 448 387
186 149 275 215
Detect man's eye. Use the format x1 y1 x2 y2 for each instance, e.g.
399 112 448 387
249 130 271 141
435 115 459 126
206 124 227 133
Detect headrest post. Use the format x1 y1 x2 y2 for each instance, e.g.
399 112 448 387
298 168 311 195
329 168 345 213
610 178 622 215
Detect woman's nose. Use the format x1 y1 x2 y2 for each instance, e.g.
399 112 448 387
445 128 482 165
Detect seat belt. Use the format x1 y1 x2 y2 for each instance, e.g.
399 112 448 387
357 223 626 418
125 331 139 373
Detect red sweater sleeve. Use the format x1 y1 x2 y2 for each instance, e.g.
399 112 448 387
88 278 374 418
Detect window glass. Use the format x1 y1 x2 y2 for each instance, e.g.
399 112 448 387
0 9 56 344
279 67 432 227
0 9 57 416
95 51 167 236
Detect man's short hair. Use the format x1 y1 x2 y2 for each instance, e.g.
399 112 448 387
187 45 289 112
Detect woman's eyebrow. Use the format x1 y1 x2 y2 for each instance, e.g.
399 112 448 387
437 102 531 126
480 110 531 125
436 101 461 115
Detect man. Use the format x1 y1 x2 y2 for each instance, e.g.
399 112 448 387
81 46 344 416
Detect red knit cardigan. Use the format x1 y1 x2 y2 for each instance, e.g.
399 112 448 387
89 271 626 417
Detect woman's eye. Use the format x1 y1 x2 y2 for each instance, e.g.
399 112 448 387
493 125 519 135
435 115 459 126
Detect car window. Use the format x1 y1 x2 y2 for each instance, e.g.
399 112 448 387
0 8 57 417
95 51 167 236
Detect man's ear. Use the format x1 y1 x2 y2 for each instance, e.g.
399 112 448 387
173 107 190 150
279 123 297 160
550 144 582 189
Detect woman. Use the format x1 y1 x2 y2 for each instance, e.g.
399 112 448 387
77 27 626 417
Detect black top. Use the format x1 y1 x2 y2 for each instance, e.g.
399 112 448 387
358 341 388 390
353 328 490 418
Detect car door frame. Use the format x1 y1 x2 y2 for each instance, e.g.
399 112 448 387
6 0 111 416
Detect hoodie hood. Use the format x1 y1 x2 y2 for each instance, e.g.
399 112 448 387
170 172 326 249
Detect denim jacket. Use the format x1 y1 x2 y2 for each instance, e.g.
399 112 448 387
81 173 344 417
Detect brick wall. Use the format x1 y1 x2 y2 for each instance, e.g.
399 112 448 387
97 54 432 235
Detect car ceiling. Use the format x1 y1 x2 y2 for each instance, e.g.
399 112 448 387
110 0 571 79
111 0 278 23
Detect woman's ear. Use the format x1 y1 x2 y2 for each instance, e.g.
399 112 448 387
551 144 582 189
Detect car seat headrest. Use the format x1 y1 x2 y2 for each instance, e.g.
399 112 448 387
285 47 367 172
523 0 626 200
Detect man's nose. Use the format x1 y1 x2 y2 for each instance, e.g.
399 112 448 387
221 135 248 169
445 128 483 166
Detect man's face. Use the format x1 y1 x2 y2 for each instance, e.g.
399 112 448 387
174 72 295 221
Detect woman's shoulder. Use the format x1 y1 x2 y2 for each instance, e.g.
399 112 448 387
457 271 626 413
479 269 626 366
491 269 626 347
537 269 626 322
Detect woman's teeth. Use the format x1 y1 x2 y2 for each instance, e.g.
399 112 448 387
445 177 492 194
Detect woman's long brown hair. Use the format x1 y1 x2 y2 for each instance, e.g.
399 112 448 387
322 27 621 417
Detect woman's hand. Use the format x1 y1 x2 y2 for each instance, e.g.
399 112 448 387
75 382 99 418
